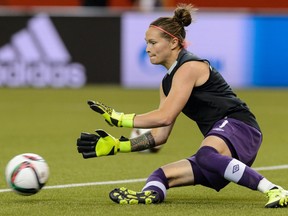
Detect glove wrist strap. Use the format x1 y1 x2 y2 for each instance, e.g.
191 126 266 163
119 136 131 152
121 114 135 128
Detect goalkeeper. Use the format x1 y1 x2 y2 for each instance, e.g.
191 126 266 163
77 3 288 208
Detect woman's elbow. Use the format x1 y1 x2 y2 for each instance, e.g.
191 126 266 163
159 115 175 127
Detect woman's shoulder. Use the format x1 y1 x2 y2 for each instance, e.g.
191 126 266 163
178 49 207 65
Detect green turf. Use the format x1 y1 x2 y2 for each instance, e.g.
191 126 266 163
0 86 288 216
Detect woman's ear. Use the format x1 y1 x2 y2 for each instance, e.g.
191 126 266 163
170 38 179 50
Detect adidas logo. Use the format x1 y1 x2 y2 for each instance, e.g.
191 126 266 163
0 13 86 88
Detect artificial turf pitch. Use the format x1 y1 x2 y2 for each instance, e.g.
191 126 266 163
0 86 288 216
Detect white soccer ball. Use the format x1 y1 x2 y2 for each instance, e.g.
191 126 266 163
5 153 49 196
130 128 162 153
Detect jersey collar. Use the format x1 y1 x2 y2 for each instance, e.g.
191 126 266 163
167 60 178 75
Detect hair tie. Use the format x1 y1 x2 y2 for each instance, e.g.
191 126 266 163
173 17 185 27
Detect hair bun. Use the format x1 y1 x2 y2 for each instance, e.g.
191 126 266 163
173 4 195 27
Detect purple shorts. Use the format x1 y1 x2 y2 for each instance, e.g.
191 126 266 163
206 117 262 166
187 118 262 191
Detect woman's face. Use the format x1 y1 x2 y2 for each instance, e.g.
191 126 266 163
145 27 174 67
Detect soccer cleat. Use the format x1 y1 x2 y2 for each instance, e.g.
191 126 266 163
265 187 288 208
109 187 160 205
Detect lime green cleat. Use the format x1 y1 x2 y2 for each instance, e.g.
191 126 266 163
265 188 288 208
109 187 160 205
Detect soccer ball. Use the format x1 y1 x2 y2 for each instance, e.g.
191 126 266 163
5 153 49 196
130 128 162 153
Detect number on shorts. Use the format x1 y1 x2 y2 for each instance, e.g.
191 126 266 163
219 120 229 129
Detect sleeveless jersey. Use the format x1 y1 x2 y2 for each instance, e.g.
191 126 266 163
162 49 260 136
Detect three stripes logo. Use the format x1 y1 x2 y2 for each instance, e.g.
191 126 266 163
0 13 86 88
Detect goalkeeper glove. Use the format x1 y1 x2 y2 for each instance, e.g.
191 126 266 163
76 129 131 158
87 100 135 128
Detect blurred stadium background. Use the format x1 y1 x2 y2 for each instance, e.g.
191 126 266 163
1 1 288 216
1 0 288 89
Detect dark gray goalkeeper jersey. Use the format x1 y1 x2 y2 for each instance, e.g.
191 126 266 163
162 49 260 136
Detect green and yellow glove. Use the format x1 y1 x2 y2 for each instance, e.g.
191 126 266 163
76 129 131 158
87 100 135 128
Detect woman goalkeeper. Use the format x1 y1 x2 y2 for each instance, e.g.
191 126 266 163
77 3 288 208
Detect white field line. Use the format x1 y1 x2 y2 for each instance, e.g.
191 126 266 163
1 164 288 193
0 178 147 193
254 164 288 171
